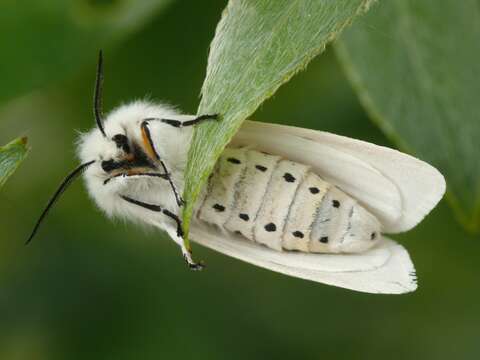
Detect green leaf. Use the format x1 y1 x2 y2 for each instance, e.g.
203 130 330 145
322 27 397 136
182 0 376 242
335 0 480 232
0 0 172 105
0 137 29 189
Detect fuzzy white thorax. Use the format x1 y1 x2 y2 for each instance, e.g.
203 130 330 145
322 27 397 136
77 100 193 237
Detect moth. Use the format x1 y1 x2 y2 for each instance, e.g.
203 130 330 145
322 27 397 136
28 52 446 294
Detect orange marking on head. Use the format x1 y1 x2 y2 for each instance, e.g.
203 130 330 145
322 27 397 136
141 126 157 160
126 169 148 176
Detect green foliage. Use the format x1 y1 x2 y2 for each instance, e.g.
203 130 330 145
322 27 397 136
0 137 29 189
182 0 375 241
336 0 480 232
0 2 479 358
0 0 172 105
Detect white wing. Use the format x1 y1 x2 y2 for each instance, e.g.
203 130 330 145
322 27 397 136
187 120 444 293
190 221 417 294
231 121 446 233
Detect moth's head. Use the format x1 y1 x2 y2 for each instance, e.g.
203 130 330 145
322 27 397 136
77 103 165 217
76 53 173 216
26 51 162 244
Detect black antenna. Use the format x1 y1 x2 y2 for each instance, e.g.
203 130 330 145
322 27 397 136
26 160 95 245
94 50 106 137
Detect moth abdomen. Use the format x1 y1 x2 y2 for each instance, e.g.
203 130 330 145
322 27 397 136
252 158 309 251
196 147 381 254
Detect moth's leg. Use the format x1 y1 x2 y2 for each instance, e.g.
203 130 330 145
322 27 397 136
161 211 205 271
143 114 219 128
140 121 184 207
120 195 204 271
165 226 204 271
181 244 205 271
104 172 170 185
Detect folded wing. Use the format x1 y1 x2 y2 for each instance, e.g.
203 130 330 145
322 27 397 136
190 221 417 294
232 121 445 233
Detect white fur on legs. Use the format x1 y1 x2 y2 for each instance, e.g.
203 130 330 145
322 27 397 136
166 227 204 271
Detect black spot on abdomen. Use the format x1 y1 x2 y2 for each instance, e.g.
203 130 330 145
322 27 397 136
292 231 304 238
309 187 320 194
239 213 250 221
212 204 225 212
283 172 296 183
264 223 276 232
255 165 267 172
319 236 329 243
332 200 340 208
227 157 241 164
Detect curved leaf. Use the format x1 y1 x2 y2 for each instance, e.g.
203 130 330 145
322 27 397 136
336 0 480 232
183 0 376 241
0 137 29 189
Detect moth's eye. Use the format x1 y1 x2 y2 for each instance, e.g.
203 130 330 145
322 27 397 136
112 134 130 153
101 159 116 172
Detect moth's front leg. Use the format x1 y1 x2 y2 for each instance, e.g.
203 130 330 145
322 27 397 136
143 114 219 128
140 120 185 207
165 223 205 271
103 171 171 185
121 195 204 271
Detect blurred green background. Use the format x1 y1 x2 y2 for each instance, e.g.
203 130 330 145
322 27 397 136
0 1 478 359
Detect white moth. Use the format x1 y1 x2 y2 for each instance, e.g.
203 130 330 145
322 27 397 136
28 53 446 294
